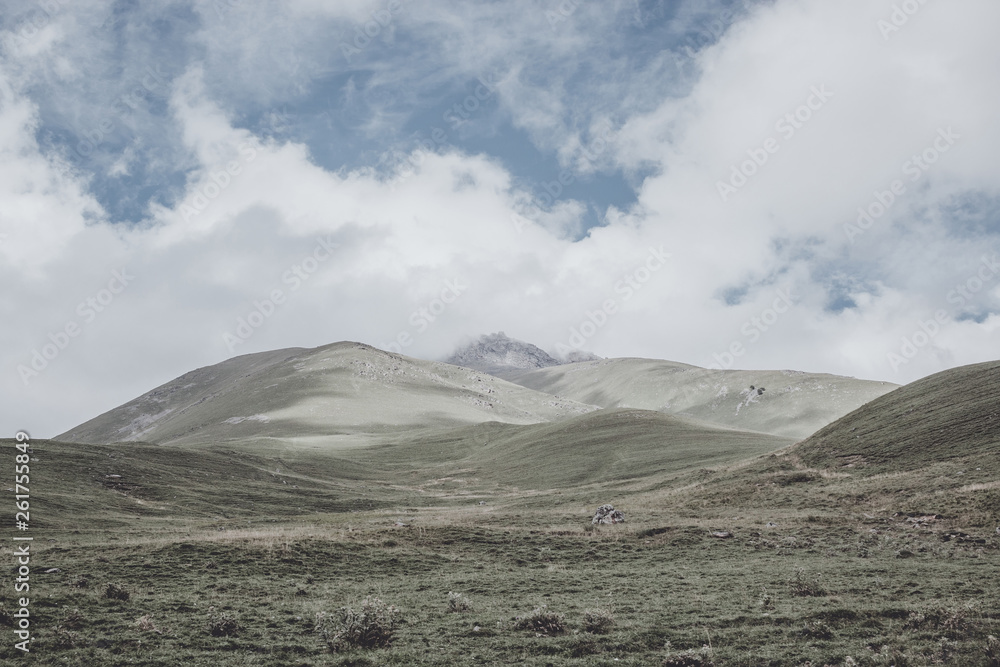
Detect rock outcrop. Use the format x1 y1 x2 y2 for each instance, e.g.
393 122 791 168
447 332 566 379
592 504 625 525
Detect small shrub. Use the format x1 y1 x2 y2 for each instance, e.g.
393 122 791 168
904 605 973 635
447 592 474 612
758 590 775 610
662 645 715 666
63 608 84 630
790 568 827 597
583 608 614 634
207 612 241 637
512 605 566 635
316 596 400 651
800 620 833 640
51 628 82 649
103 581 130 601
69 576 89 588
136 614 162 634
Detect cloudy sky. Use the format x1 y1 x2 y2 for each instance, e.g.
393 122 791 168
2 0 998 437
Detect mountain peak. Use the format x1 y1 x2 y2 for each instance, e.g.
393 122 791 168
447 332 594 379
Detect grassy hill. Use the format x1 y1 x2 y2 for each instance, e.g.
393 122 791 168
794 360 1000 472
509 357 898 439
338 408 793 490
20 357 1000 665
56 342 596 446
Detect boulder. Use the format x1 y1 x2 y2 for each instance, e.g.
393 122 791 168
592 504 625 525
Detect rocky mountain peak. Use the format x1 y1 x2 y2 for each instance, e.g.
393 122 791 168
446 332 582 378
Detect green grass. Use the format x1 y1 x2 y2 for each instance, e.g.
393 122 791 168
4 426 999 665
5 360 999 664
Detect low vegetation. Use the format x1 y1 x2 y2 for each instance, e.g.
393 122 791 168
3 360 998 667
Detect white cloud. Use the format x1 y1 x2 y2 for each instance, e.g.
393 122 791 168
1 0 999 437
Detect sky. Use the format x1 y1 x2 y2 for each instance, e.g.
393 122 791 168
2 0 999 437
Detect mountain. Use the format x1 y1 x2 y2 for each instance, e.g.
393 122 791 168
56 342 597 446
507 357 898 439
794 360 1000 472
445 331 599 379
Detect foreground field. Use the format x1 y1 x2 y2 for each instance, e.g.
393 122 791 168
2 433 998 666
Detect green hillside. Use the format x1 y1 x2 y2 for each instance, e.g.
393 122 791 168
56 342 596 446
795 360 1000 472
509 357 897 439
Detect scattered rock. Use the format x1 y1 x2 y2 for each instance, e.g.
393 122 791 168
592 504 626 525
394 521 408 527
711 531 734 539
44 568 61 574
765 522 778 528
478 501 487 506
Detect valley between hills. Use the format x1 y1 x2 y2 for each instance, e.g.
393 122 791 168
4 336 999 665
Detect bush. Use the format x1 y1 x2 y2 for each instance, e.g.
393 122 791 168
62 608 84 630
136 614 162 634
662 645 715 666
800 620 833 640
790 568 827 597
448 592 473 612
316 596 400 651
512 605 566 635
103 582 130 601
207 612 241 637
583 608 614 634
51 628 82 649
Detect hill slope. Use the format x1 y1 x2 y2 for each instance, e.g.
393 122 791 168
346 407 793 490
57 342 596 446
794 359 1000 472
508 358 897 439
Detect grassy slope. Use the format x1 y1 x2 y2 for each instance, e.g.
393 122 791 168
794 360 1000 471
56 342 596 446
509 358 898 439
8 361 1000 665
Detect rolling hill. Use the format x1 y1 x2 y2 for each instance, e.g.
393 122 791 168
507 357 898 439
56 342 597 446
793 359 1000 472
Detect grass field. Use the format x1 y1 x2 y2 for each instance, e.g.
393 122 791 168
3 424 998 665
4 360 998 665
